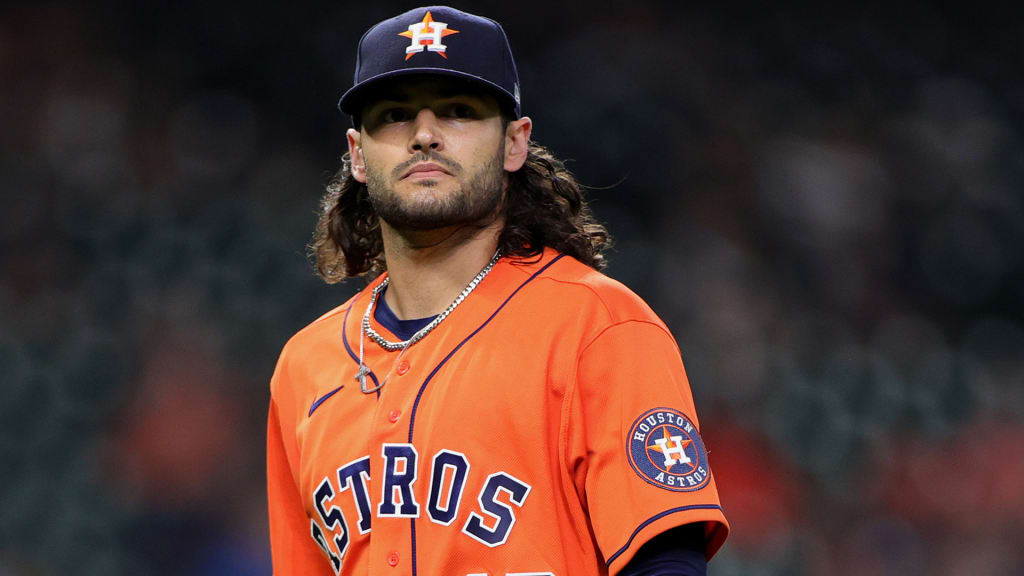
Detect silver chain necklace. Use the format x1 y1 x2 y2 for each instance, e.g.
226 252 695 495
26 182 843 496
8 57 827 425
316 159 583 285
354 248 502 393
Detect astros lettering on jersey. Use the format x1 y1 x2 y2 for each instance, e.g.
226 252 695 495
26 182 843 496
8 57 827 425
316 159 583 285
267 249 730 575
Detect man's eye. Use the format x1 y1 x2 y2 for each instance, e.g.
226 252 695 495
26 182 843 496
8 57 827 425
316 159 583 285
449 104 475 118
381 109 409 123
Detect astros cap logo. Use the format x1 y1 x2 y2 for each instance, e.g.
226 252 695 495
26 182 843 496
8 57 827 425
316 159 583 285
399 11 460 60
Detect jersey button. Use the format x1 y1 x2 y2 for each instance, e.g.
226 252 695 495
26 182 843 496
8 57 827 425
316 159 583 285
387 409 401 423
386 551 400 567
396 360 410 375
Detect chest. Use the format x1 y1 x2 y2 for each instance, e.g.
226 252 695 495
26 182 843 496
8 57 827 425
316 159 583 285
294 322 576 540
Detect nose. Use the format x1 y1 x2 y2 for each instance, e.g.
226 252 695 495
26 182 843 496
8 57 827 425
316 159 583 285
408 108 444 153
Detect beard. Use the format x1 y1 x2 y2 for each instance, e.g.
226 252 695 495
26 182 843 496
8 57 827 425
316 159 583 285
365 146 505 231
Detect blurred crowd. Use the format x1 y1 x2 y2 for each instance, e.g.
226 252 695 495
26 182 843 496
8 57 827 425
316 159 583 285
2 2 1022 575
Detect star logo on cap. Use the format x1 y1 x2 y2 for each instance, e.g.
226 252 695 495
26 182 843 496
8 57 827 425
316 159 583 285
399 11 459 60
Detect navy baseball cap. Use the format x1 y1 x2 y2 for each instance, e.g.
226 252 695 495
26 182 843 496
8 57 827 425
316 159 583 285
338 6 521 122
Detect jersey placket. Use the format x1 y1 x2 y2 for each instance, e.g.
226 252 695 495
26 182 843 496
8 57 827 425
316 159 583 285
366 334 424 576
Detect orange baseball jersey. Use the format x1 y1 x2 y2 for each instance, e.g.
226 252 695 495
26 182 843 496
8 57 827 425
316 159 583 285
267 248 729 575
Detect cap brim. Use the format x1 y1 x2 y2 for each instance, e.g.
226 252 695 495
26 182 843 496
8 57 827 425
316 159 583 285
337 67 520 119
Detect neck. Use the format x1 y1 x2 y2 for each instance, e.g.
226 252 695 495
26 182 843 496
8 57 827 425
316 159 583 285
379 219 503 320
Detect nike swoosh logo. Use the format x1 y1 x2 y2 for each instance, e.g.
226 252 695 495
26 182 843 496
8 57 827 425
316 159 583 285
308 385 344 417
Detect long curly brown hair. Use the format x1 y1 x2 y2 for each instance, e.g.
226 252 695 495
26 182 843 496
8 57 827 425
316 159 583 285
309 141 611 282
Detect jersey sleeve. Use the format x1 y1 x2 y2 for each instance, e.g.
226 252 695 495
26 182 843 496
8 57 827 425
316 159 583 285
568 319 729 575
267 355 333 575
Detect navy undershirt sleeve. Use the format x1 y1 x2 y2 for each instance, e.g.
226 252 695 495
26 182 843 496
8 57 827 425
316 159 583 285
374 287 438 341
618 523 707 576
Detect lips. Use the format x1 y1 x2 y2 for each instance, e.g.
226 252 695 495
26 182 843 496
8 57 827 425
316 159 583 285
403 162 451 179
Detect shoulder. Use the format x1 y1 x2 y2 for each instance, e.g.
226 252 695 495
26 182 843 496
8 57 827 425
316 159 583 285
509 248 666 330
270 287 363 395
283 295 353 354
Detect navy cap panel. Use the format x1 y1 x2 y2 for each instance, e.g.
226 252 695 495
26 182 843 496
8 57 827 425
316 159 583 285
338 6 521 120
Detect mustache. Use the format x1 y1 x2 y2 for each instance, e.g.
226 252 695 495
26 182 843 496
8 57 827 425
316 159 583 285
391 153 461 178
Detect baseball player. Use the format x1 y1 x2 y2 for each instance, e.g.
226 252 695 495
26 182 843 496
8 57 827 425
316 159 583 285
267 6 729 575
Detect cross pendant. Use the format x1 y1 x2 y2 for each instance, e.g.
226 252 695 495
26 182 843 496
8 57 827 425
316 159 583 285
354 364 370 390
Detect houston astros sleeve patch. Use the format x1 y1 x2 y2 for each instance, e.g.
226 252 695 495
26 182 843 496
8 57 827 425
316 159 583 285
627 407 711 491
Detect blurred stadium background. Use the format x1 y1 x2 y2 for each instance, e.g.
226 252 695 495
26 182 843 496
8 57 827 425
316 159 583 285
2 1 1022 574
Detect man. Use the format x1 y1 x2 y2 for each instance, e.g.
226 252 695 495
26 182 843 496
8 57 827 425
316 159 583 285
267 6 728 575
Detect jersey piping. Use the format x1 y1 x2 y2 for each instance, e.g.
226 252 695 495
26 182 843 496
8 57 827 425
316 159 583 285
605 504 725 567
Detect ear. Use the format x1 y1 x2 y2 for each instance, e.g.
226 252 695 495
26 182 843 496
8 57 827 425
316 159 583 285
347 128 367 183
503 116 532 173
